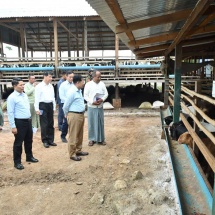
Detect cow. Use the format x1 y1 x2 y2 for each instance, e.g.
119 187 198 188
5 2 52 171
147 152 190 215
178 131 215 187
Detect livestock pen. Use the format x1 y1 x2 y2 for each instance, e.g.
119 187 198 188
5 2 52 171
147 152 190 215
162 80 215 214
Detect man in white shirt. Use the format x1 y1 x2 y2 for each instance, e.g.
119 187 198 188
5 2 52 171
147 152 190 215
84 71 108 146
59 71 74 143
34 71 57 148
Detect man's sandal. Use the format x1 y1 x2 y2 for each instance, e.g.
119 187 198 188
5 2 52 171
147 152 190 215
88 141 95 146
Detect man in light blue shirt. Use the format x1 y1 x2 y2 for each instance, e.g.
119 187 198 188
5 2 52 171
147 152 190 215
59 71 74 143
7 77 38 170
57 71 67 131
63 75 88 161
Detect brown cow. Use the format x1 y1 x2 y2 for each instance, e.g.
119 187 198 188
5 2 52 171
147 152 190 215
178 131 215 187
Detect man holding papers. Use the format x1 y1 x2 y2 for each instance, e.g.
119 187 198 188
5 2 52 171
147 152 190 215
84 71 108 146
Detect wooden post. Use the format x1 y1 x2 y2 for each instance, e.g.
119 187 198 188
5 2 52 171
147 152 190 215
20 23 25 61
76 21 79 60
115 34 119 77
0 84 2 100
201 56 205 79
194 80 201 156
213 174 215 215
53 18 59 77
213 56 215 80
18 46 21 61
67 23 71 60
113 83 121 108
173 43 182 123
82 33 84 60
164 56 169 106
50 33 53 61
31 50 33 61
84 18 88 60
23 24 28 61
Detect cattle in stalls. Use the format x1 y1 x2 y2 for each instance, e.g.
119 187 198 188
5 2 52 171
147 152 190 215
178 131 215 187
160 59 215 76
68 63 76 67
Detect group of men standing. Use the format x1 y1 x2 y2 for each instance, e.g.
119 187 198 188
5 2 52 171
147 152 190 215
7 69 108 169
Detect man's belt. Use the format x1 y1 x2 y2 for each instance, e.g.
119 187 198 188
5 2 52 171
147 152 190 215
15 118 31 121
69 111 85 114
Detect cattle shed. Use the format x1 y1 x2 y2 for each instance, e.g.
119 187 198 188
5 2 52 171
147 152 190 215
1 0 215 214
86 0 215 214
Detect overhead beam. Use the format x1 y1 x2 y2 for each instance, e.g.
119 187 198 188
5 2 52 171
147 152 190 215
136 50 165 59
27 31 114 36
133 35 215 55
133 44 170 54
0 16 102 23
57 20 80 41
165 0 212 56
183 51 215 58
136 42 215 59
129 25 215 47
105 0 137 49
0 23 20 33
116 9 192 34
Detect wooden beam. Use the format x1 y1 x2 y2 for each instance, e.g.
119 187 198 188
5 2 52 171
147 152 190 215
57 20 80 41
133 44 170 54
136 50 165 59
129 25 215 47
105 0 137 48
182 35 215 46
27 31 114 36
165 0 212 56
183 51 215 58
0 16 102 23
0 23 20 33
116 9 192 34
134 35 215 55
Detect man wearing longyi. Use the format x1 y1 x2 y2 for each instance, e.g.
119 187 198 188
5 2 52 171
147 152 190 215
7 77 38 170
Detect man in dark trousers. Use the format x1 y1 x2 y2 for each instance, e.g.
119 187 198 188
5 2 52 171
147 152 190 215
7 77 38 170
57 70 67 131
34 71 57 148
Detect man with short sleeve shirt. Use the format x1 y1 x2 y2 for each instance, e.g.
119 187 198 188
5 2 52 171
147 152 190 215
34 71 57 148
7 77 38 170
63 75 88 161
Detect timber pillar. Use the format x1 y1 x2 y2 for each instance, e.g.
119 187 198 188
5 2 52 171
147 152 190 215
112 83 121 108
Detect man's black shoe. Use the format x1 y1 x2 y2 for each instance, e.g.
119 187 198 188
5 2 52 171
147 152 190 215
26 157 39 163
49 142 57 146
61 137 68 143
14 163 24 170
76 151 89 156
43 142 49 148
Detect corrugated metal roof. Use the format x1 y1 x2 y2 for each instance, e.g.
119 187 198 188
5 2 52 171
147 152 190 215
87 0 215 58
0 0 98 18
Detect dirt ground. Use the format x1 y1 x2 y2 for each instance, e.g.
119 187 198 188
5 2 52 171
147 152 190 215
0 108 179 215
